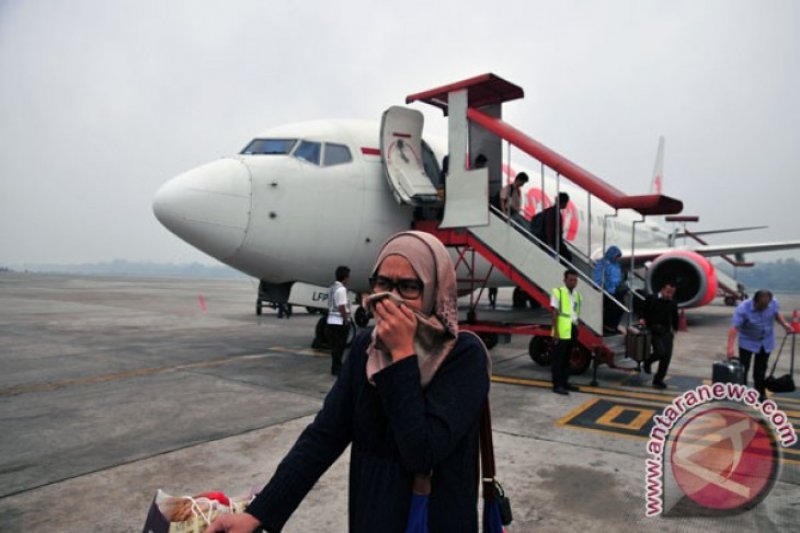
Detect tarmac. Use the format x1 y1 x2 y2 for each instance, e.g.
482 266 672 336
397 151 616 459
0 272 798 532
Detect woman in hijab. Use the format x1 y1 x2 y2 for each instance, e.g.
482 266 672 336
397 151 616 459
206 231 490 533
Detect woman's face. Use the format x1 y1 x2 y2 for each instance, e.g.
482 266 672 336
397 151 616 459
374 255 425 314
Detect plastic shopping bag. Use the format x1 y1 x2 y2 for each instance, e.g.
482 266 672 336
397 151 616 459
142 489 251 533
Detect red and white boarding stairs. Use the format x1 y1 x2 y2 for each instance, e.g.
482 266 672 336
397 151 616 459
380 74 683 385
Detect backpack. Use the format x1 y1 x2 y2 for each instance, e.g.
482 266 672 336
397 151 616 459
529 210 546 239
490 191 502 211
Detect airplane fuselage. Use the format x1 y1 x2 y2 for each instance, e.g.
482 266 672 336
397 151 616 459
154 119 672 295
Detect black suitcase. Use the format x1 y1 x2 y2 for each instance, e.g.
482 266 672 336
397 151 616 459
766 334 796 393
626 326 652 362
712 358 745 384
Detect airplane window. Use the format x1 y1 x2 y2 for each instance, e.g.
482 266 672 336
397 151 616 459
240 139 297 155
294 141 321 165
323 143 352 166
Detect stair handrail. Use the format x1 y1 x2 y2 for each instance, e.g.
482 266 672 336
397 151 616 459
468 108 683 216
489 205 629 313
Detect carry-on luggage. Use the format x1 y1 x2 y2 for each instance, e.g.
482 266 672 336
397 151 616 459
766 333 796 393
712 358 745 384
626 326 651 362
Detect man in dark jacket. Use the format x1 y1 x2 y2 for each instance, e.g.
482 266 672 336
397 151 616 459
639 280 679 389
538 192 572 262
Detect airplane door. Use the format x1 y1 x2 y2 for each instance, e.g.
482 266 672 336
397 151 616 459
380 106 440 206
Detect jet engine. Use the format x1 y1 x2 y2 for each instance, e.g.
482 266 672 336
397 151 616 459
645 250 718 308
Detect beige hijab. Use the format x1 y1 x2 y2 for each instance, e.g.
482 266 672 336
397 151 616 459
366 231 460 387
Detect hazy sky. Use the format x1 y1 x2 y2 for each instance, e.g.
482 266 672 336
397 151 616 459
1 0 799 265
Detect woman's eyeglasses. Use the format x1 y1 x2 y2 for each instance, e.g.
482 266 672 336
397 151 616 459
369 276 424 300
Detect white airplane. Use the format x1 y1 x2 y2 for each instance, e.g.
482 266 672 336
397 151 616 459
153 113 800 315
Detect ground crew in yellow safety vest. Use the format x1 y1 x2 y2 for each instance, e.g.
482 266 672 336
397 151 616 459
550 268 582 395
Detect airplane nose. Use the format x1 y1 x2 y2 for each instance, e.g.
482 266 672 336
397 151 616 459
153 158 251 260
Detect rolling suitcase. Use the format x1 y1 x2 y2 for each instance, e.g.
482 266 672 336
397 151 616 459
712 358 745 384
766 334 796 393
626 326 651 362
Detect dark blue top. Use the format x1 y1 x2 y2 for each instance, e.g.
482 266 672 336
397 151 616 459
246 330 490 532
733 297 781 353
642 293 679 334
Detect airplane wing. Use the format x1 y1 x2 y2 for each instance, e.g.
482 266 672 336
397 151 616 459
620 240 800 263
675 225 768 238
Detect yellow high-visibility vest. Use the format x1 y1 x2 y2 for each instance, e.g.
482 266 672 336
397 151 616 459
551 286 582 339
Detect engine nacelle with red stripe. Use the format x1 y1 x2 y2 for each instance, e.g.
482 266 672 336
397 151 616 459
645 250 718 308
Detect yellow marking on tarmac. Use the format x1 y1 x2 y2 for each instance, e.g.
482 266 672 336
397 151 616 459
702 378 800 406
558 398 657 438
556 399 661 443
492 374 800 421
577 384 682 402
552 422 653 443
556 398 601 427
596 405 657 431
492 374 680 403
492 375 552 389
0 353 273 397
496 374 799 453
606 370 642 387
270 346 329 358
664 436 800 463
554 397 800 465
783 448 800 461
774 395 800 405
271 349 800 417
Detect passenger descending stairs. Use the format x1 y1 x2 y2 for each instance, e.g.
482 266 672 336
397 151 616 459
403 73 683 382
417 210 605 348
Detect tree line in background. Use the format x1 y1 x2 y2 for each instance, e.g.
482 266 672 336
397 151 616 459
0 259 244 279
719 258 800 294
2 258 799 293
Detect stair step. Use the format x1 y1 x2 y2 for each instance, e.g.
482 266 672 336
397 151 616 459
602 334 626 353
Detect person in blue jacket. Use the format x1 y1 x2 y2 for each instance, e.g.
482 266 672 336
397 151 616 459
593 245 626 333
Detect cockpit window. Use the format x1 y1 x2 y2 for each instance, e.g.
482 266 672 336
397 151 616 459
240 139 297 155
293 141 321 165
323 143 352 166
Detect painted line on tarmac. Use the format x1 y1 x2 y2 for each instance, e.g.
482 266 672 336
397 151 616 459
270 346 330 358
773 395 800 405
492 374 799 458
493 374 800 424
0 352 276 397
491 375 682 403
492 374 800 417
555 398 657 443
556 397 800 465
701 378 800 405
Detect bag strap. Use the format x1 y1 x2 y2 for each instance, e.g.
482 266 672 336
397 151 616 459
479 400 497 502
768 334 789 378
